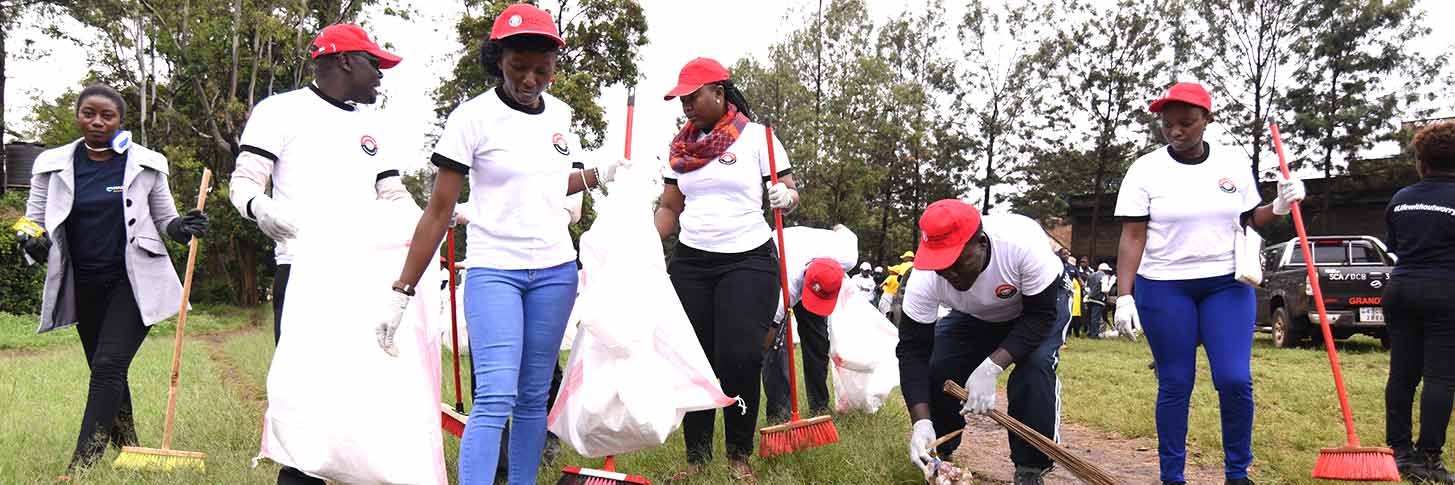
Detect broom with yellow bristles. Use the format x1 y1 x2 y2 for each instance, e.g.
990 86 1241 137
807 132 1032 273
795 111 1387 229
113 168 211 472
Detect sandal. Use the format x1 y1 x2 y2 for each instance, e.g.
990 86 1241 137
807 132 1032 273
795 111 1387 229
667 464 704 484
728 459 758 484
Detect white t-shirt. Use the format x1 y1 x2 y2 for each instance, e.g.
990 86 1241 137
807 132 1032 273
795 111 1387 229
902 214 1064 324
772 226 859 322
238 85 397 264
1115 143 1262 280
664 122 792 254
432 88 581 270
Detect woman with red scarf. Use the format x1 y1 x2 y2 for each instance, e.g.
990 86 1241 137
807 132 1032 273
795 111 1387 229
654 57 798 483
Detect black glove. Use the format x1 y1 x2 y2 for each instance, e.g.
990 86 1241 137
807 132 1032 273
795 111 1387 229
166 209 209 242
17 232 51 263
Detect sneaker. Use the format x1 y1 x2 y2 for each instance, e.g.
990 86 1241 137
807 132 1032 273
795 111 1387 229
542 434 561 466
1014 464 1052 485
1162 482 1186 485
1225 478 1254 485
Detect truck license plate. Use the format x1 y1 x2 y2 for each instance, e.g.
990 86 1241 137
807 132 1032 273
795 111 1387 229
1359 307 1384 323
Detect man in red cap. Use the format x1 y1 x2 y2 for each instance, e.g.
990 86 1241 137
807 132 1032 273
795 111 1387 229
227 23 407 485
762 224 859 423
897 199 1070 485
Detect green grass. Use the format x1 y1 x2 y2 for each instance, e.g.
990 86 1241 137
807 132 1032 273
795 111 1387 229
0 304 267 352
1060 333 1445 484
0 326 279 484
8 307 1451 484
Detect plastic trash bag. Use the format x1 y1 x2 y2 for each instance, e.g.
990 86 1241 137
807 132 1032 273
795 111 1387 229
828 286 900 414
547 162 736 458
255 200 446 485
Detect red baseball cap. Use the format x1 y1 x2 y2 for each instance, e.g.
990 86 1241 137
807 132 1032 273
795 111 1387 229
801 258 845 316
914 199 983 271
311 24 402 69
664 58 731 100
491 3 565 48
1148 82 1212 113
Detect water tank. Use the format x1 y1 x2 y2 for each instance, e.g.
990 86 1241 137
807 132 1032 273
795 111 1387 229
5 142 46 189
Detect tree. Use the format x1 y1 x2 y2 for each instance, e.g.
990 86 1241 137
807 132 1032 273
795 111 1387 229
1284 0 1444 180
1193 0 1301 182
1021 0 1168 261
957 0 1066 210
30 0 397 305
431 0 648 150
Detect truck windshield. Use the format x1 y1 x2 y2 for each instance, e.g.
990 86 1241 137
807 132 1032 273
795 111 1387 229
1288 242 1347 266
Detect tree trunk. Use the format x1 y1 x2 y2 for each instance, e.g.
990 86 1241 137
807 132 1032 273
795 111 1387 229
134 13 149 145
1089 165 1107 263
983 130 996 209
1 4 8 192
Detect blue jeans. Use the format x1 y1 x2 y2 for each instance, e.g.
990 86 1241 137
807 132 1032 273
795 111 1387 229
1135 274 1255 481
459 262 577 485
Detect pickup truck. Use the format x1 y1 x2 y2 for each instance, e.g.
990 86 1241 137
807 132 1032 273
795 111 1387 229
1255 235 1394 348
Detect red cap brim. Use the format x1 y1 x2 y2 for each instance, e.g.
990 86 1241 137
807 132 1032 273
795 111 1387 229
913 240 965 271
494 30 566 48
802 289 838 317
371 48 403 69
663 82 705 100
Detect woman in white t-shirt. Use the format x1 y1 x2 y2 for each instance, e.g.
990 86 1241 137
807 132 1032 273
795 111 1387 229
376 5 624 484
653 57 798 483
1113 82 1304 485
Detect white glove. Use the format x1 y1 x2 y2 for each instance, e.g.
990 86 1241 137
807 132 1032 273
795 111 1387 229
249 196 299 241
766 182 796 210
960 358 1004 415
1114 295 1140 342
908 419 937 474
599 158 631 184
1272 175 1306 216
376 290 410 357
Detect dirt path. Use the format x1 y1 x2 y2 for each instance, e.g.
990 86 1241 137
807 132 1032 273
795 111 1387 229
202 332 268 412
949 394 1223 484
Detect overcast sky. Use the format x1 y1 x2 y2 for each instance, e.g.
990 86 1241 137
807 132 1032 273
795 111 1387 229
6 0 1452 180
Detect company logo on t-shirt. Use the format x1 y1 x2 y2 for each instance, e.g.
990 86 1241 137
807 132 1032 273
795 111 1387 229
994 284 1018 299
1217 177 1236 193
719 152 737 165
360 135 378 156
552 133 570 156
106 185 123 193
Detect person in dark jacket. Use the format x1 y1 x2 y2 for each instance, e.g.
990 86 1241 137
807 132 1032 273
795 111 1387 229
20 84 208 475
1383 120 1455 484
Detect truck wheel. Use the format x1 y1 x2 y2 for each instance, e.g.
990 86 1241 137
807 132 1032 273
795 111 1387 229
1272 307 1303 348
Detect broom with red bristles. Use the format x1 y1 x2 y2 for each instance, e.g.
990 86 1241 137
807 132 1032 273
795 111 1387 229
556 87 650 485
758 123 840 458
1269 120 1400 482
441 229 468 437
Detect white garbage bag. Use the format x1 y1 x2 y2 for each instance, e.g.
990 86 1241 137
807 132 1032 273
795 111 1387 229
828 287 900 414
440 268 469 356
255 200 446 485
547 162 736 458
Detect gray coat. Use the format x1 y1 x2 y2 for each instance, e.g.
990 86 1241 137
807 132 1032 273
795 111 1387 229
25 139 184 333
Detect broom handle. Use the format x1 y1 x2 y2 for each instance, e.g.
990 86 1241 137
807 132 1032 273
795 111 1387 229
765 124 800 421
1269 122 1360 447
162 168 211 450
624 87 635 160
448 229 463 413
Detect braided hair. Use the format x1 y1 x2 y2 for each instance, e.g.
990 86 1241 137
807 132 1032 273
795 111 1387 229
716 80 754 121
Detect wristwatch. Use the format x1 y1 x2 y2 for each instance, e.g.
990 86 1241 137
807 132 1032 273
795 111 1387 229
392 280 416 296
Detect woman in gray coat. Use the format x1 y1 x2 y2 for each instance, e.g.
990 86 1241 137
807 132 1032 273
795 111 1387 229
18 85 208 472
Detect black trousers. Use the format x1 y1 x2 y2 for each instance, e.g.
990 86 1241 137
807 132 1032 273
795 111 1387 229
930 287 1070 469
1384 278 1455 455
70 272 151 468
669 241 780 463
272 263 291 344
763 301 831 421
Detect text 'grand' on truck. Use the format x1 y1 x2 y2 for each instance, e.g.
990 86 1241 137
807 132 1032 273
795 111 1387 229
1255 235 1395 349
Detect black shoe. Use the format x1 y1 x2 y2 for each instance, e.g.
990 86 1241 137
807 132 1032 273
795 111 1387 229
1417 450 1455 484
1396 447 1429 480
1014 465 1052 485
1162 482 1186 485
1226 478 1254 485
542 434 561 466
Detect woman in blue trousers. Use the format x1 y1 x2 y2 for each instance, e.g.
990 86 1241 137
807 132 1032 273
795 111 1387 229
1112 82 1304 485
